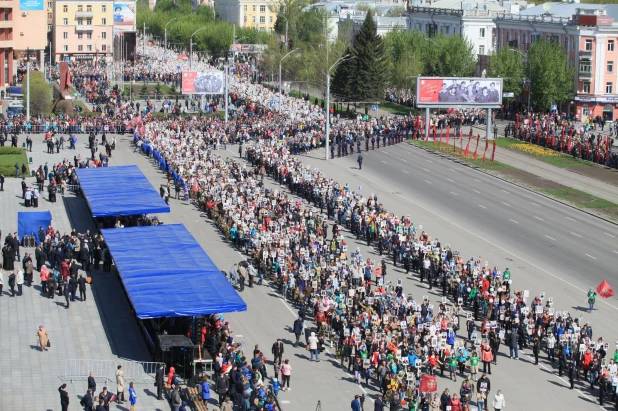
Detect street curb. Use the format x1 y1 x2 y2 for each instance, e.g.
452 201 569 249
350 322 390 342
406 140 618 227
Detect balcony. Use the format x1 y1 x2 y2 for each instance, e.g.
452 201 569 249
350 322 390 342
578 70 593 79
0 39 13 48
76 24 94 31
0 1 16 8
75 11 93 18
579 49 593 57
0 20 13 29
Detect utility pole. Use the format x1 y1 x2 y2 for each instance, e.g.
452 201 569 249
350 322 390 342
325 54 352 160
164 18 178 59
143 22 147 57
278 48 300 112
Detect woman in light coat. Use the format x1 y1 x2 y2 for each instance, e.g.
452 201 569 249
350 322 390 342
16 268 24 296
431 393 441 411
281 359 292 391
492 390 506 411
116 365 125 403
36 325 49 352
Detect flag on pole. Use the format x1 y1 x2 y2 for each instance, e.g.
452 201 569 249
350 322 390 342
446 125 451 147
482 139 489 162
597 280 614 298
490 139 497 166
473 135 481 160
433 124 437 145
438 128 443 148
464 135 471 157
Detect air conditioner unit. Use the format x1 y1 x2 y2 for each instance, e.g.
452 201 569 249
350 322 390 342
22 12 28 16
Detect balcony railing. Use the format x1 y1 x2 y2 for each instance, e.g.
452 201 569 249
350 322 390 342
579 49 593 57
496 13 573 25
76 24 94 31
0 20 13 29
578 70 593 79
75 11 94 18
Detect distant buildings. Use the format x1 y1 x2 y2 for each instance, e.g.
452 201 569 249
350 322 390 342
214 0 279 31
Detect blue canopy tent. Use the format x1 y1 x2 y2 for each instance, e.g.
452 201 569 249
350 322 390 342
75 165 170 218
101 225 246 319
17 211 52 245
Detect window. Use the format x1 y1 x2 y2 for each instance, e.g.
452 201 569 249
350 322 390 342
259 16 265 23
608 61 614 73
78 33 82 39
86 19 91 25
47 1 51 8
63 5 68 12
48 24 52 31
252 16 255 22
63 18 68 25
479 45 485 55
102 5 106 12
3 10 8 21
582 104 589 117
579 60 591 72
101 17 106 25
585 39 593 51
102 44 106 51
77 5 82 11
609 40 615 52
101 31 106 39
269 16 272 23
63 45 68 51
607 82 613 94
86 32 92 39
259 5 265 12
77 19 83 25
86 5 91 11
564 37 568 52
244 16 247 22
47 12 52 20
479 28 485 38
78 45 83 51
87 45 92 51
63 31 68 39
252 5 255 11
243 5 247 11
583 82 591 93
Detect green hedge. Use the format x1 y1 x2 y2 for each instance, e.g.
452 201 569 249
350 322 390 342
0 147 28 178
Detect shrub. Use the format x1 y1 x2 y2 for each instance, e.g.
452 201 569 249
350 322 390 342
54 100 74 116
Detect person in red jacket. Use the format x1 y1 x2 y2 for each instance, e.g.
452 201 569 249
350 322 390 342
449 393 464 411
482 344 493 375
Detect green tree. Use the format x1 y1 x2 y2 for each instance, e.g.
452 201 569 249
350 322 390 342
24 71 52 116
527 39 574 110
385 6 406 17
421 35 476 77
331 46 355 100
54 100 74 116
488 47 525 96
383 29 425 93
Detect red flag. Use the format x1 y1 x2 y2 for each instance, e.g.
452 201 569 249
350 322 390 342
551 133 555 148
515 113 519 130
425 122 429 142
482 139 489 162
419 375 438 392
567 138 572 152
433 124 437 145
446 125 450 147
597 280 615 298
473 135 481 160
191 177 199 193
464 136 471 157
490 139 497 166
438 128 443 148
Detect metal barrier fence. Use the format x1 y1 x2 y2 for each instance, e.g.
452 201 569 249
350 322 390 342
62 359 165 384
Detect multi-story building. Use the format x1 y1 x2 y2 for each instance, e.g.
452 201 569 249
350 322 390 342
0 0 47 90
215 0 279 32
496 3 618 121
52 0 114 62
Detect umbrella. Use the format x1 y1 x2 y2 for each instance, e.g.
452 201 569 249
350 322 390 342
596 280 614 298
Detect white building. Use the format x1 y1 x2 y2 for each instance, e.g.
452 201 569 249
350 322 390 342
407 0 526 56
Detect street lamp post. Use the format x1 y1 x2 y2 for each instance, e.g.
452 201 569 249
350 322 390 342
95 36 100 65
224 36 247 123
164 18 178 58
26 48 30 120
278 48 300 111
143 22 147 57
190 27 208 70
510 48 530 113
325 54 352 160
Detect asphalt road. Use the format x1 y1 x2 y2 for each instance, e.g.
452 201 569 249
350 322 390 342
109 136 618 411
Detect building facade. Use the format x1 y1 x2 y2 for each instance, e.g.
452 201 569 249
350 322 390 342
52 0 114 62
215 0 279 31
496 3 618 121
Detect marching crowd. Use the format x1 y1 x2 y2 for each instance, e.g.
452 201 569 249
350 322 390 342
123 42 618 411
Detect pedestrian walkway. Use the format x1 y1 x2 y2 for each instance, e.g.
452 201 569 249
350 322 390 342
0 135 166 411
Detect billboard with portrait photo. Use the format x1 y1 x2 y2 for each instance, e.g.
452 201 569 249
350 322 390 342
113 2 136 28
182 71 225 95
416 77 503 108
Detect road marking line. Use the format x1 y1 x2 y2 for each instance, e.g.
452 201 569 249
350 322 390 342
383 151 389 154
280 400 291 404
534 216 544 221
566 216 576 222
450 192 458 196
474 178 481 182
402 159 408 163
614 250 618 254
479 205 486 209
447 178 454 182
501 202 511 207
586 253 597 260
422 168 430 172
531 203 540 207
606 233 616 238
449 168 455 172
425 180 432 184
473 189 481 194
509 219 519 224
381 160 387 164
235 335 244 337
427 159 433 163
402 170 409 173
501 189 510 194
571 232 582 238
325 160 618 310
545 235 555 240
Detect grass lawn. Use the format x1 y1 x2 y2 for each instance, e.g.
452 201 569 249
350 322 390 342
408 139 513 170
72 100 90 113
495 137 595 168
380 101 419 116
124 83 175 96
541 187 618 211
0 147 29 178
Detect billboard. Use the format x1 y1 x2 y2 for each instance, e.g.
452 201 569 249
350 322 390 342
114 2 136 28
416 77 503 108
182 71 225 94
229 44 268 53
20 0 44 10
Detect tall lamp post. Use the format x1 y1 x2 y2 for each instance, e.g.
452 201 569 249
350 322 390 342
224 36 247 123
325 54 352 160
278 48 300 111
190 27 208 70
94 36 100 64
510 48 531 113
164 17 178 58
26 47 31 120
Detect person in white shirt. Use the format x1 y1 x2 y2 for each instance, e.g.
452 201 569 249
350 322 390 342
492 390 506 411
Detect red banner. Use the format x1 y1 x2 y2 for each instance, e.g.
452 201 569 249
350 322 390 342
597 280 615 298
419 375 438 392
464 136 471 157
482 139 489 162
490 140 497 166
473 135 480 160
446 125 450 147
438 128 443 148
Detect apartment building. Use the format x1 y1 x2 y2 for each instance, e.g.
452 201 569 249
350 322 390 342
0 0 46 89
496 3 618 121
215 0 279 31
52 0 114 62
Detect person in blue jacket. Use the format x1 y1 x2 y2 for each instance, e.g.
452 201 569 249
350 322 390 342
351 394 362 411
201 376 210 407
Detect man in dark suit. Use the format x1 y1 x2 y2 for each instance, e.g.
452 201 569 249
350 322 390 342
155 364 165 400
271 338 284 365
38 227 45 244
80 388 94 410
35 244 46 272
79 244 90 272
88 372 97 397
11 233 20 261
77 274 87 301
